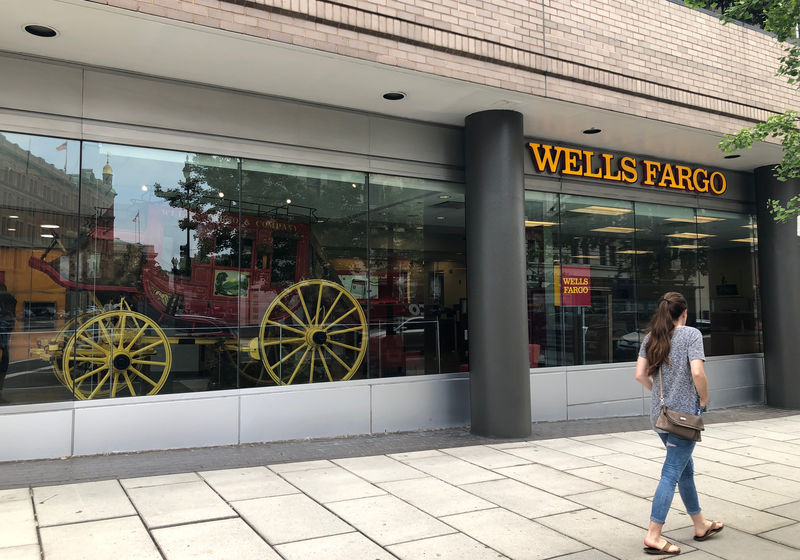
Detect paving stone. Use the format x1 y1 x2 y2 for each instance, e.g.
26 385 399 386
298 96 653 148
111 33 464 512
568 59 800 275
0 492 37 548
460 477 584 519
550 550 617 560
739 474 800 499
397 453 504 485
729 446 800 468
584 436 666 459
152 517 281 560
378 476 495 517
33 479 136 527
697 435 750 451
569 464 661 498
127 480 236 529
268 459 334 473
745 462 800 480
692 446 766 468
439 444 532 469
694 475 795 509
120 472 201 488
695 494 795 534
765 500 800 521
690 525 799 559
388 532 509 559
327 494 455 546
566 488 691 533
332 454 427 483
496 463 604 496
443 507 587 560
199 466 299 501
0 544 41 560
760 521 800 549
232 493 353 545
277 465 385 503
517 438 617 459
536 507 697 560
499 443 603 470
387 449 446 461
590 451 662 480
277 531 397 560
733 437 800 454
0 488 29 503
693 460 763 482
39 516 162 560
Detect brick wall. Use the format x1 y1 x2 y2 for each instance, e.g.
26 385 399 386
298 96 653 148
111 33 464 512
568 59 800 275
84 0 794 134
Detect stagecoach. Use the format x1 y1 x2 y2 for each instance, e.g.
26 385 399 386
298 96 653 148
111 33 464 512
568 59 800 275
28 204 369 400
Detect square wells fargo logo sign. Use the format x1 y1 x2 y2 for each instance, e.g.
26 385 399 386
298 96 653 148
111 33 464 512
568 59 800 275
554 265 591 307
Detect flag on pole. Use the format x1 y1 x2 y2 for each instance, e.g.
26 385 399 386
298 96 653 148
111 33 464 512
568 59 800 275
133 211 140 223
56 142 67 151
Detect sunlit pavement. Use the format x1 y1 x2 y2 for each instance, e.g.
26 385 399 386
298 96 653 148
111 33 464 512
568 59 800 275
1 405 799 560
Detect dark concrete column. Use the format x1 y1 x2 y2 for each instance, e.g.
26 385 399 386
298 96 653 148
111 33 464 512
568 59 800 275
464 110 531 437
754 166 800 409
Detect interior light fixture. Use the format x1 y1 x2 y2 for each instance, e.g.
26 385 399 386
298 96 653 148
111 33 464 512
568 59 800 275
665 216 724 224
616 250 653 255
9 215 18 219
525 220 559 227
570 206 632 216
7 228 15 232
741 224 757 229
731 237 757 243
438 195 451 199
218 191 225 198
351 183 358 188
41 234 54 238
285 198 291 204
667 244 709 250
382 92 406 101
666 232 715 239
436 216 445 220
24 24 58 38
591 226 640 234
572 255 601 259
583 127 602 134
40 224 60 229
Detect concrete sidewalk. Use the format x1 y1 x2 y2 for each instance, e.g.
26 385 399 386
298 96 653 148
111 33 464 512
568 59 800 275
2 406 800 559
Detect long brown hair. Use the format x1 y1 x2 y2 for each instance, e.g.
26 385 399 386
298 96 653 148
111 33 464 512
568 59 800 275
645 292 687 377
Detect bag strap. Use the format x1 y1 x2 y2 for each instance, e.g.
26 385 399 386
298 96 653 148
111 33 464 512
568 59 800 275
658 365 665 406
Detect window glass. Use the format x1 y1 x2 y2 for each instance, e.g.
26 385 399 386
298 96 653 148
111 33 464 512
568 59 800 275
0 132 80 404
524 191 560 367
240 160 369 385
74 143 240 398
368 175 467 377
697 210 760 355
559 195 636 365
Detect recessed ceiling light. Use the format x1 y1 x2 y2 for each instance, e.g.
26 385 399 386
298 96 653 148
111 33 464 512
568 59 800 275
591 226 640 234
668 244 709 250
525 220 559 227
382 92 406 101
41 234 54 238
570 205 632 216
583 127 602 134
9 215 18 219
666 232 715 239
665 217 724 223
731 237 757 243
7 228 15 232
41 224 60 229
616 250 653 255
724 154 741 159
285 198 291 204
572 255 601 259
24 24 58 38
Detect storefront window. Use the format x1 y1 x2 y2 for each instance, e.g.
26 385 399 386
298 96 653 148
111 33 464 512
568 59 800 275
368 175 467 377
0 132 81 405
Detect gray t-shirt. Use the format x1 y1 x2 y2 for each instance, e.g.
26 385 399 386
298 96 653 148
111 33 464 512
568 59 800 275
639 326 705 432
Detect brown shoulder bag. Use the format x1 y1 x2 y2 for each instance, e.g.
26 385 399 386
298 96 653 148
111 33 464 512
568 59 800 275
654 366 704 442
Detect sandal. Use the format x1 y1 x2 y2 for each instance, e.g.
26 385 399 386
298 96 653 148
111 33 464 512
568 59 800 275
694 520 724 541
644 540 681 555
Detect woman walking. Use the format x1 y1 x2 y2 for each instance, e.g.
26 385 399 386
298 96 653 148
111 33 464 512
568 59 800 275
635 292 724 555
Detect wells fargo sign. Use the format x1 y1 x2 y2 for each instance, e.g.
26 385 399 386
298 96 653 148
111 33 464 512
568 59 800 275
554 265 591 307
527 143 726 195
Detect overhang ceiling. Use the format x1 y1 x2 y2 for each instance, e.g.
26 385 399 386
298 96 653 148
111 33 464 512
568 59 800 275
0 0 783 172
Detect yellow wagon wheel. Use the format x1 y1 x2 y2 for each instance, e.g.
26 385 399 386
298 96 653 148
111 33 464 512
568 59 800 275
258 279 367 385
51 312 100 387
62 306 172 400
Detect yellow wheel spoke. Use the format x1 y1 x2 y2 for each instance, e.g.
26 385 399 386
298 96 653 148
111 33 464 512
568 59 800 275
97 320 113 346
327 339 361 352
313 283 324 325
131 359 167 367
77 334 109 356
111 372 120 397
309 348 316 383
296 286 313 326
117 314 127 349
71 355 107 364
319 348 334 382
325 306 358 329
129 366 158 387
285 346 311 385
322 344 351 370
124 324 148 351
87 372 111 399
261 337 304 346
275 300 307 329
122 370 136 395
265 319 305 336
129 340 164 357
319 291 343 325
326 325 363 336
271 343 308 367
73 365 108 383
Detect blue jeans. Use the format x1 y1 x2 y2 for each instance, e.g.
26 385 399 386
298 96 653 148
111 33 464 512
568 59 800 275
650 432 701 524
